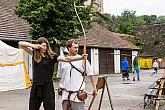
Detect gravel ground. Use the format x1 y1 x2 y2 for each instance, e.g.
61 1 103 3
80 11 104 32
0 69 164 110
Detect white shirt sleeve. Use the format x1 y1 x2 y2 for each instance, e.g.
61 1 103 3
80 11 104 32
57 61 62 78
86 60 94 76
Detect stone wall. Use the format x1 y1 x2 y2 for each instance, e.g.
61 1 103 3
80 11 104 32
133 23 165 57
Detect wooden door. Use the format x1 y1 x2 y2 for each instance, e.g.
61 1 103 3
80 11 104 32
99 49 114 74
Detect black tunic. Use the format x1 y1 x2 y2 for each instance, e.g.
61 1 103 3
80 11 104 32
32 54 58 82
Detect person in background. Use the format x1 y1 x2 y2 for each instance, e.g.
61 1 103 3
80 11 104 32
19 37 85 110
133 56 140 81
121 57 129 81
153 60 159 74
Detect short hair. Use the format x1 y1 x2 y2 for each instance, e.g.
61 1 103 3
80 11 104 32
66 39 78 49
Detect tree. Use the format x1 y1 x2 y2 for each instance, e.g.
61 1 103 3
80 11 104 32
15 0 92 44
116 10 136 34
93 13 113 31
116 10 146 34
156 16 165 23
150 15 157 24
140 15 151 24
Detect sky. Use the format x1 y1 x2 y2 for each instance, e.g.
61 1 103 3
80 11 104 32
103 0 165 16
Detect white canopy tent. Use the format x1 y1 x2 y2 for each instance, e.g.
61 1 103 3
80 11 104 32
0 40 31 91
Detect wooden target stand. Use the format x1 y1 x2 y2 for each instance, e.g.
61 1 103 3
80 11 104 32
155 69 165 110
88 75 114 110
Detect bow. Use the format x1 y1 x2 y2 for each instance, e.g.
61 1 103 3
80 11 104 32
74 2 87 77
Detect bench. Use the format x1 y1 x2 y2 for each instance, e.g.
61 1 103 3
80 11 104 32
144 79 160 109
144 78 165 109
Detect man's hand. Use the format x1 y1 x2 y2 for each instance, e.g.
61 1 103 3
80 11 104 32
93 88 97 97
82 54 87 58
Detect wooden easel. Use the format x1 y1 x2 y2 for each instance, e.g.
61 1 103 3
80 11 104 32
155 69 165 110
88 75 114 110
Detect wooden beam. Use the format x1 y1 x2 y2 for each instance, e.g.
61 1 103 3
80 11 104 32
155 69 165 110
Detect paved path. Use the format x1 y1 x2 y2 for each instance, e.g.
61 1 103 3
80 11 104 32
0 69 164 110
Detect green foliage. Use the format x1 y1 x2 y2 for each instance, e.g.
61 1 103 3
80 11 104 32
135 16 146 25
115 10 147 34
131 37 144 53
52 71 60 82
140 15 165 24
132 37 143 46
140 15 151 24
150 15 157 24
15 0 92 44
156 16 165 23
100 13 112 20
94 10 165 36
93 13 118 31
87 10 165 56
116 10 133 34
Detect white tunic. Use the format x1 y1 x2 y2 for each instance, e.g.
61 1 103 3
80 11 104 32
57 59 93 102
153 62 158 68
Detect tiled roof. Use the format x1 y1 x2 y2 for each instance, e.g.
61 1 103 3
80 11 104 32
0 0 31 41
75 24 140 50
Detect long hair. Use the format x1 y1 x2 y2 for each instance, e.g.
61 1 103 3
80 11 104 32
33 37 55 63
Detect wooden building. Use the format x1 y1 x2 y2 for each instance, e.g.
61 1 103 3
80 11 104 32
0 0 31 46
75 24 140 74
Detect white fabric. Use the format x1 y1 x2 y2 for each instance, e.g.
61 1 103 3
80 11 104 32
153 61 159 68
0 40 30 91
57 59 93 102
0 40 17 49
0 65 26 91
0 49 23 64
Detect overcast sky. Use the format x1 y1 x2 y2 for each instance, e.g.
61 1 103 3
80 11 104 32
103 0 165 16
